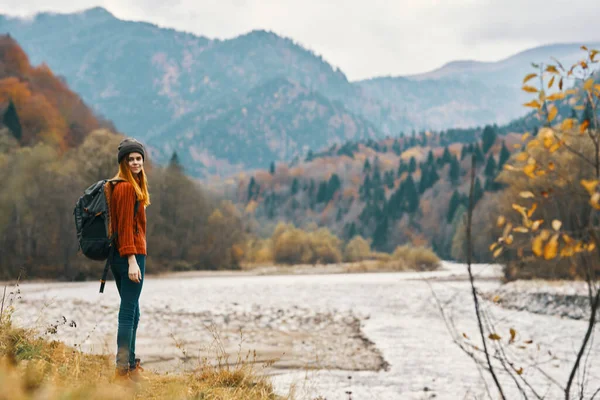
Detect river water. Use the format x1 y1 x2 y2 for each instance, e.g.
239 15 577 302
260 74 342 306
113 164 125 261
10 262 600 399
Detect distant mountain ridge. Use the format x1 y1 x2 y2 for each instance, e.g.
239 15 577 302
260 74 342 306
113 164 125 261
1 7 597 176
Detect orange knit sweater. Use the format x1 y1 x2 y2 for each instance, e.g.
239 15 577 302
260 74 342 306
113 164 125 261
110 181 147 257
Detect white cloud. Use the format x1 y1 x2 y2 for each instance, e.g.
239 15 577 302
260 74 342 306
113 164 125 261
1 0 599 80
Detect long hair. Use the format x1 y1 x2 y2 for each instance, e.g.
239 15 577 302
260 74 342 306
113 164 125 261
112 157 151 207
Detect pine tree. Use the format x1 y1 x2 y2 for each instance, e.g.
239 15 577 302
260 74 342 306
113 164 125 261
484 155 497 178
460 145 468 160
247 177 256 201
3 100 21 141
449 156 460 185
498 141 510 169
392 140 402 155
305 150 314 162
384 170 395 188
408 156 417 173
269 161 276 175
404 175 419 213
397 160 407 177
168 151 182 171
316 181 328 203
442 146 452 164
426 150 434 166
291 178 299 195
363 158 372 174
481 125 497 154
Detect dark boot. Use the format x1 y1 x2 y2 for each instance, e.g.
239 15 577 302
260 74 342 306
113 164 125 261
114 366 135 386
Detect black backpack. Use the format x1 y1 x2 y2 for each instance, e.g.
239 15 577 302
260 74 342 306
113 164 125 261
73 178 138 293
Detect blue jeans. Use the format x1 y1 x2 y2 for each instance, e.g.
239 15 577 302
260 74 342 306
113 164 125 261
111 252 145 371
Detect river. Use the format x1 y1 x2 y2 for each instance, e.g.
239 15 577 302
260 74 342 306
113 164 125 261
10 262 600 399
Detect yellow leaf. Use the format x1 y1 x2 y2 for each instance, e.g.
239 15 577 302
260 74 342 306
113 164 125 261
526 139 540 149
532 235 544 256
503 222 513 238
552 220 562 231
516 367 524 375
488 333 502 341
513 227 529 233
545 65 559 74
561 118 574 131
515 152 529 162
547 107 558 122
504 164 518 171
547 92 566 101
510 328 517 343
543 234 559 260
535 169 547 177
543 136 554 149
560 245 575 257
463 332 469 339
590 193 600 210
523 100 541 109
588 242 597 252
527 203 537 217
559 77 563 90
562 234 573 244
580 179 598 195
522 85 539 93
521 132 531 141
580 120 590 134
490 242 499 251
523 164 536 178
492 296 500 303
581 61 588 69
523 73 537 84
505 235 514 245
497 215 506 227
584 78 594 91
548 161 556 170
565 89 578 96
581 45 589 51
493 247 503 258
548 76 555 89
519 191 535 198
531 220 544 231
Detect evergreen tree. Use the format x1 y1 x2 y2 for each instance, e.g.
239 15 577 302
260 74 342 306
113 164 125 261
305 150 314 162
3 100 21 141
473 144 485 164
247 177 257 201
481 125 497 154
372 217 389 251
404 175 419 213
327 174 342 202
392 140 402 155
269 161 276 175
419 168 430 194
484 155 497 178
168 151 182 171
498 141 510 169
449 156 460 185
384 170 395 189
336 207 344 222
291 178 299 195
442 146 452 164
426 150 434 166
397 160 407 177
447 190 461 222
316 181 328 203
408 156 417 173
360 175 372 201
460 145 468 160
346 222 357 239
363 158 372 174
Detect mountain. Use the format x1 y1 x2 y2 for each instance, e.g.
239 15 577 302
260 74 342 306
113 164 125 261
1 7 597 176
406 43 600 87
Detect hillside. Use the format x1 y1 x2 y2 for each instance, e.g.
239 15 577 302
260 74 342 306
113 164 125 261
0 35 108 149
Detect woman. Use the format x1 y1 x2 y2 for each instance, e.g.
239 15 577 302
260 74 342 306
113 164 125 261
109 137 150 382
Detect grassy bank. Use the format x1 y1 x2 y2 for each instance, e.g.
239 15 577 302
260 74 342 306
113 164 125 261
0 315 281 400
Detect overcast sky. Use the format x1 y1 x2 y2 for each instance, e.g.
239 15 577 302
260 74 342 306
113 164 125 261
1 1 599 81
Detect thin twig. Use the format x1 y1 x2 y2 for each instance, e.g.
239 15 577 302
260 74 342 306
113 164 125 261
467 153 506 400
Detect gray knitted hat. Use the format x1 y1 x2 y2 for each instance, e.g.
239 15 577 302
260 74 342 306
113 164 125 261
117 138 146 164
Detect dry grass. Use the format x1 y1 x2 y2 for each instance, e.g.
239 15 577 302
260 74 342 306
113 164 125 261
345 246 440 273
0 310 282 400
